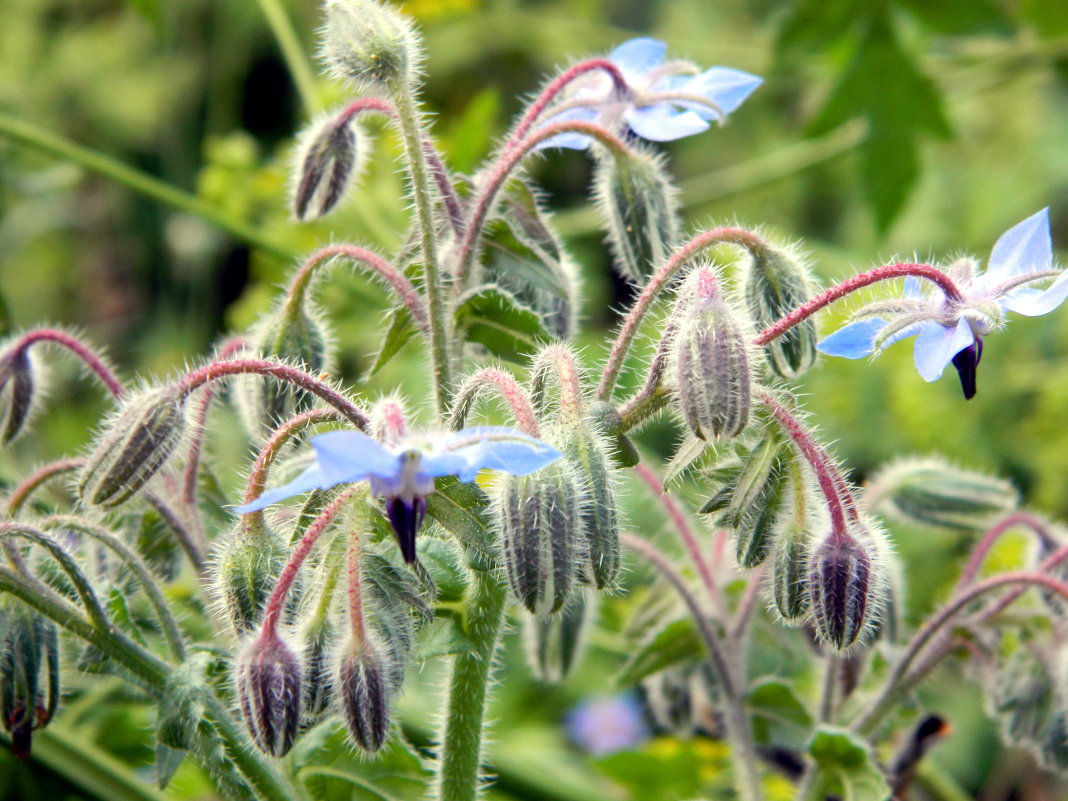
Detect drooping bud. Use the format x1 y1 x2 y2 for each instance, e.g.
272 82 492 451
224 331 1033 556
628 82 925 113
336 638 391 753
807 522 885 650
320 0 419 91
78 386 187 508
213 519 288 635
234 632 302 757
0 346 35 444
743 243 818 379
292 114 358 221
593 147 680 284
561 428 621 589
525 593 593 683
298 614 335 718
865 457 1018 532
587 401 639 468
0 599 59 759
234 305 333 438
771 514 810 622
674 269 752 441
496 460 582 616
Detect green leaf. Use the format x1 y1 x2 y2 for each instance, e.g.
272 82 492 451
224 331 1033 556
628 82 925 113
416 616 476 659
154 744 185 790
616 618 703 686
299 732 430 801
776 0 861 57
369 306 418 377
425 476 494 561
442 88 500 174
1022 0 1068 37
663 434 709 488
107 586 148 646
454 286 549 363
806 727 891 801
748 678 814 751
894 0 1012 35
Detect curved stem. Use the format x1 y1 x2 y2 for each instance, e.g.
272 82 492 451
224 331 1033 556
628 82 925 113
144 492 206 572
176 358 368 431
12 329 123 398
448 368 540 436
597 227 771 401
955 511 1057 591
622 532 763 801
422 136 465 236
509 58 628 146
243 408 342 510
529 344 585 425
753 263 962 347
6 458 83 516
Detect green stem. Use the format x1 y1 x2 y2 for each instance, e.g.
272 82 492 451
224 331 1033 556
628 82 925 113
391 86 453 415
436 569 507 801
255 0 320 113
0 112 293 260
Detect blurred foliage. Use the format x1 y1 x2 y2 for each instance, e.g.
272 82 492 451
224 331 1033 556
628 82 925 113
5 0 1068 799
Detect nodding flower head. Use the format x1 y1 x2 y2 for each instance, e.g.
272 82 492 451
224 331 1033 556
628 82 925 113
236 426 561 563
541 37 761 150
818 209 1068 399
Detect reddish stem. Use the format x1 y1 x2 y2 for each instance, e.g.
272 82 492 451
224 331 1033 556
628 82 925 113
12 329 123 398
346 524 366 642
6 459 84 516
244 408 342 506
449 368 540 437
597 227 771 401
753 263 963 347
336 96 397 127
956 511 1057 592
530 345 585 425
176 358 368 431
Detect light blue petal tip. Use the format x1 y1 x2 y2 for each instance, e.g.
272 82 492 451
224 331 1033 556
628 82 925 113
816 318 886 359
988 207 1052 280
609 38 666 73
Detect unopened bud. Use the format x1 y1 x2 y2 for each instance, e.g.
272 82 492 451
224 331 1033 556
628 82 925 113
293 115 358 221
743 244 817 379
990 648 1054 746
298 615 335 718
526 593 592 683
213 520 288 635
496 460 582 616
807 524 884 650
587 401 639 468
865 457 1018 532
675 270 751 441
722 432 789 569
337 638 391 753
0 599 59 759
234 632 301 757
78 386 187 507
771 517 810 622
562 428 620 589
0 347 35 444
593 147 680 284
320 0 418 91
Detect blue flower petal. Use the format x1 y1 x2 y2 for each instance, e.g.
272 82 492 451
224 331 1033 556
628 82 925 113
234 464 327 513
609 38 666 74
311 430 401 484
432 426 562 482
624 104 708 141
987 208 1051 281
1002 270 1068 317
687 67 762 118
903 277 923 299
816 318 887 359
913 318 974 382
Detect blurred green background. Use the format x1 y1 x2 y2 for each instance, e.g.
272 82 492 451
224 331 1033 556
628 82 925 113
4 0 1068 799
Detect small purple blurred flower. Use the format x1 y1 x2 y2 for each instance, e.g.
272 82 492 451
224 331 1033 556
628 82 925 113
541 38 761 150
566 693 648 755
818 209 1068 399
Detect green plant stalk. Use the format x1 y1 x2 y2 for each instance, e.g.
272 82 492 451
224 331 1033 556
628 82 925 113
255 0 320 113
0 112 293 261
391 85 453 415
436 568 507 801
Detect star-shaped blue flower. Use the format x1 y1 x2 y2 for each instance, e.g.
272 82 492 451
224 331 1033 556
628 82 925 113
818 209 1068 398
236 426 561 562
542 38 762 150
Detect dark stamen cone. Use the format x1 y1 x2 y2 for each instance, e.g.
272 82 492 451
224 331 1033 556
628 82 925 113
336 639 391 753
234 633 301 757
951 338 983 400
386 496 425 564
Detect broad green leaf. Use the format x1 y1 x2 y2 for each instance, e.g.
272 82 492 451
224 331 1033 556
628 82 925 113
806 727 891 801
895 0 1011 35
0 286 10 336
299 731 430 801
454 286 549 363
369 305 418 377
776 0 860 57
616 618 703 686
748 678 814 751
426 476 494 561
416 616 475 659
154 744 185 791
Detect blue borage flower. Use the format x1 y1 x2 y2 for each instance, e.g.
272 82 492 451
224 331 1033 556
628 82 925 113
565 693 648 755
542 37 762 150
818 209 1068 399
236 426 561 562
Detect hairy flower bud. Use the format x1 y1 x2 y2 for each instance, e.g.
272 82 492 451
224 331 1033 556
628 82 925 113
299 615 335 718
722 431 789 569
235 633 301 757
337 638 391 753
213 520 288 635
771 516 810 622
675 270 751 441
293 115 358 220
593 147 680 284
587 401 639 468
0 599 59 759
526 593 592 683
562 428 621 589
865 457 1018 532
496 461 582 616
807 523 885 650
0 347 35 444
320 0 418 91
78 386 187 507
743 244 817 379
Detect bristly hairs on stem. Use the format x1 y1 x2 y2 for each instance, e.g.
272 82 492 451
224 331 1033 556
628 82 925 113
448 368 540 436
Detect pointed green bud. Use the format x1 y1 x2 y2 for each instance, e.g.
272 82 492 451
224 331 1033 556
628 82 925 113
321 0 419 91
293 114 358 221
562 427 621 589
212 519 289 635
525 593 592 683
721 430 789 569
235 632 302 757
496 460 582 616
675 269 752 441
0 598 59 759
865 457 1019 532
771 515 810 622
743 243 817 379
593 147 680 284
337 638 391 753
807 521 886 650
587 401 639 468
0 347 35 444
78 386 187 508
